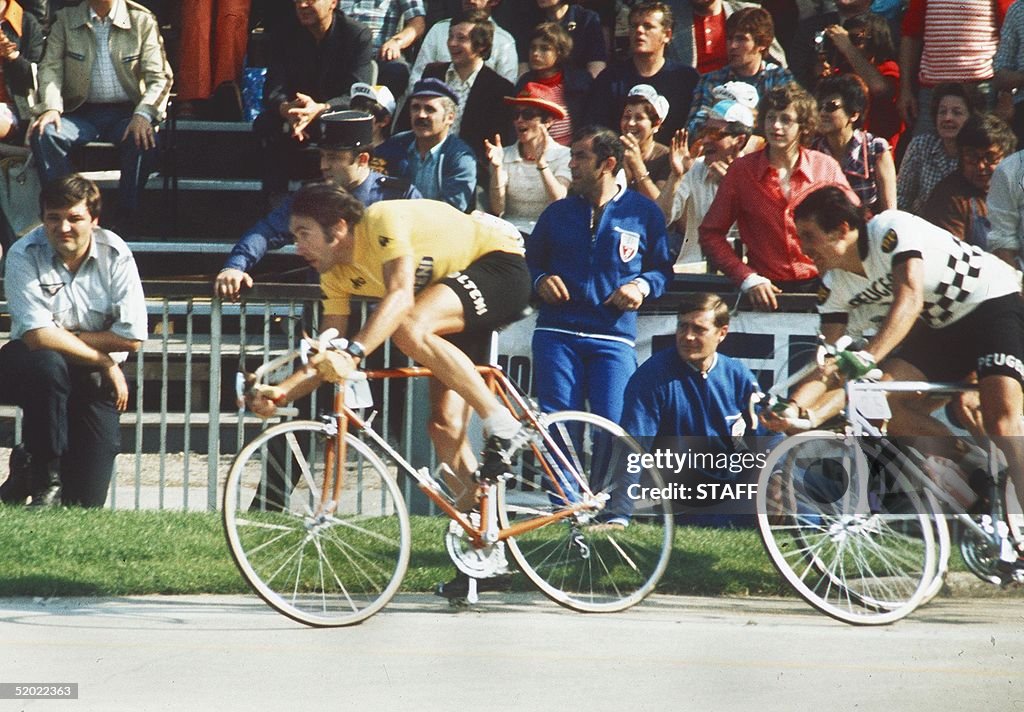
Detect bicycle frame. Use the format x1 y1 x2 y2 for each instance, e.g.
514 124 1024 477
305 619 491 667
249 355 609 550
761 336 1009 544
844 379 1006 544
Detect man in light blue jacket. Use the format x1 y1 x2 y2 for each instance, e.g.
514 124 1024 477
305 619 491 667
373 78 477 212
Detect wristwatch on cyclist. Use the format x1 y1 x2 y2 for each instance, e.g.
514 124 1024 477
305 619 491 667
344 340 366 364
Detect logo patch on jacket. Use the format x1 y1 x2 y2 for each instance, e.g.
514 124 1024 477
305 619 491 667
880 229 898 253
616 228 640 262
817 284 831 305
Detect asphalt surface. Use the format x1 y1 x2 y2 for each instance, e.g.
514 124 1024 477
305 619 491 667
2 592 1023 711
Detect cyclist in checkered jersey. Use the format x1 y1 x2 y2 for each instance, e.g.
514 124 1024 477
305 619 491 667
782 186 1024 554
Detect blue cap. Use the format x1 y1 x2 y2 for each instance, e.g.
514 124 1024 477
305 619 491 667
409 78 459 105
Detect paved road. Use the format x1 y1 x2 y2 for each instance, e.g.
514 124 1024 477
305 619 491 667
2 593 1022 711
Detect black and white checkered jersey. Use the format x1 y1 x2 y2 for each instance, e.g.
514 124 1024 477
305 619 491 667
819 210 1022 331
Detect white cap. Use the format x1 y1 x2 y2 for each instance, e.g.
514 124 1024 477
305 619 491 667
711 81 759 110
350 82 396 117
709 99 755 129
626 83 670 121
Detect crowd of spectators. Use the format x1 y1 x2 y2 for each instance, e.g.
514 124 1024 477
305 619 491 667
7 1 1021 253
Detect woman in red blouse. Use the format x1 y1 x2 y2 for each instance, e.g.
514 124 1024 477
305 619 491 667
698 83 856 311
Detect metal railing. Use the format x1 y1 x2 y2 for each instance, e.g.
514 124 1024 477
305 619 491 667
0 281 435 511
0 280 821 511
118 281 323 510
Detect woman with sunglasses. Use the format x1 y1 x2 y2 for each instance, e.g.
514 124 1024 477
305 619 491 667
817 13 903 151
619 84 672 201
483 83 571 233
812 74 896 213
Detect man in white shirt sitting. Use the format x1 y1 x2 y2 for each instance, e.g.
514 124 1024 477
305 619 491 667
656 87 757 267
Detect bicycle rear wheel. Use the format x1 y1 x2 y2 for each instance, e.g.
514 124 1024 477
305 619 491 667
757 432 937 625
499 411 673 612
223 420 411 627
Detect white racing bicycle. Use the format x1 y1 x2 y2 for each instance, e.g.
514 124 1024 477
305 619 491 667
756 337 1024 625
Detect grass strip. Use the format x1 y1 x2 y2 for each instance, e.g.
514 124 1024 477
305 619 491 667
2 507 967 599
0 507 790 598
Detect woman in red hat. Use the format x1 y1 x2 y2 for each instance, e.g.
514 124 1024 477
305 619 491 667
483 82 571 233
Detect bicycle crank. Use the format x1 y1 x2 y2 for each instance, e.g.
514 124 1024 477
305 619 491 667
444 515 509 578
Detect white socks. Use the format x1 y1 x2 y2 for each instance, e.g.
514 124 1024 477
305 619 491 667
483 409 520 439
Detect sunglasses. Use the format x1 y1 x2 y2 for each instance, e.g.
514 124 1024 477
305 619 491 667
512 108 544 120
820 99 845 113
697 124 747 139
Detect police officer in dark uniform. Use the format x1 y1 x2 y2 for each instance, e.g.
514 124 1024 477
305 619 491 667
215 110 421 298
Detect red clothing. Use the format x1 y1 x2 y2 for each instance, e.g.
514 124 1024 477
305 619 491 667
694 12 728 75
698 147 855 285
900 0 1011 85
901 0 1011 35
177 0 252 102
862 60 904 151
528 71 573 146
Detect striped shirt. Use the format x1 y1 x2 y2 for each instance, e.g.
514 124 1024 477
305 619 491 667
340 0 425 51
545 81 572 146
901 0 1009 85
86 9 131 104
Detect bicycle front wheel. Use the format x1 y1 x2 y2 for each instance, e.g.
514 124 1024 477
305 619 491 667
757 432 937 625
223 420 411 627
499 410 673 612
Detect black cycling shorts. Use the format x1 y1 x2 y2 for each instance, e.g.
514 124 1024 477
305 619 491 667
441 250 531 334
895 292 1024 385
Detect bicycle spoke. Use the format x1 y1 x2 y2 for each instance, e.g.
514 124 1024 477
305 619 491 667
501 412 673 612
757 433 936 624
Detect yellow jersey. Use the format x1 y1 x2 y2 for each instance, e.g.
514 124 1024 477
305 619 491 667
322 200 525 316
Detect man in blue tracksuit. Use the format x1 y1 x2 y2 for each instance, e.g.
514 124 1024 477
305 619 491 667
621 294 763 443
618 293 766 526
526 125 672 423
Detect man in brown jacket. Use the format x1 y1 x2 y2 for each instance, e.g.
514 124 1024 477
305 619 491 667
29 0 172 225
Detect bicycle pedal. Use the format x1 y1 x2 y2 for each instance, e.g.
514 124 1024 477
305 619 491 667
994 559 1024 586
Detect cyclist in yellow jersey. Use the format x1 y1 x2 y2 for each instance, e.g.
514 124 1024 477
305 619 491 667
319 198 526 317
248 184 532 508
